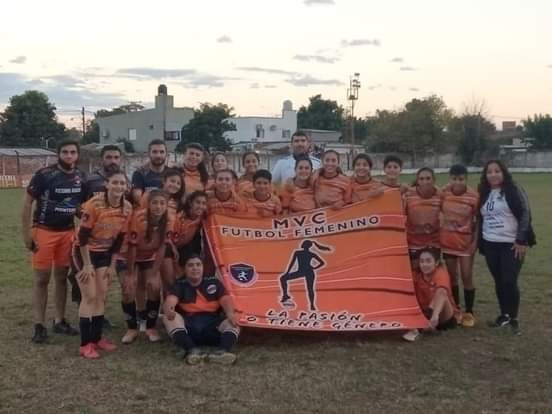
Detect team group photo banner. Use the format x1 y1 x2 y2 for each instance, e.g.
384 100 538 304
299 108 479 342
205 190 429 332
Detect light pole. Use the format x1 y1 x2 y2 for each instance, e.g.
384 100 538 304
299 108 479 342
347 73 361 150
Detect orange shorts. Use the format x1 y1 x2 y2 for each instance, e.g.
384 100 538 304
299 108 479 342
31 227 74 270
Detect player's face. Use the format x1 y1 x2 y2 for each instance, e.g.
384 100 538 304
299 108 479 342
149 196 168 218
106 174 127 199
212 154 228 172
58 145 79 168
295 160 312 180
185 257 204 285
164 175 182 195
354 159 371 178
417 170 434 188
384 162 401 179
418 252 438 275
486 163 504 188
291 135 309 155
215 172 234 193
102 150 121 172
243 154 259 174
184 148 203 168
254 177 271 198
149 145 167 167
191 196 208 218
449 175 467 194
323 153 339 175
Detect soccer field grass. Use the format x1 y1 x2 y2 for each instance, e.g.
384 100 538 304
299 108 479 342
1 174 551 413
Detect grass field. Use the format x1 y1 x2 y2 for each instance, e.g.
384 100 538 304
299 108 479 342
1 174 551 414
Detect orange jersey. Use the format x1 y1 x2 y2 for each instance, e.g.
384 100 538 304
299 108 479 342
440 187 479 256
243 192 283 218
175 213 203 248
350 177 384 203
207 190 247 217
237 176 254 196
413 266 455 311
76 195 133 252
313 173 352 208
279 178 316 213
182 167 206 195
129 208 176 261
404 187 441 249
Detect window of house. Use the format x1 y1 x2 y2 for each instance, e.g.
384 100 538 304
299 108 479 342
128 129 137 141
256 124 265 139
164 131 181 141
282 129 291 139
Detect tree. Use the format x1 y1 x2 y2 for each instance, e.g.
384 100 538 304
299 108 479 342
523 114 552 149
82 103 146 145
178 103 235 152
297 95 344 131
0 91 66 147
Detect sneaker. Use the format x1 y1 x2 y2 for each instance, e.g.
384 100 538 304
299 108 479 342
488 314 511 328
510 319 521 336
31 323 48 344
79 343 100 359
402 329 420 342
53 319 79 336
461 312 476 328
208 350 237 365
145 328 161 343
280 298 296 309
94 338 118 352
121 329 139 344
185 348 204 365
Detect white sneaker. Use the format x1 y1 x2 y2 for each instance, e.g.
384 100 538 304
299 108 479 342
402 329 420 342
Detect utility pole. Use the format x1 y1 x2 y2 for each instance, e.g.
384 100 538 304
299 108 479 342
81 107 86 138
347 73 361 151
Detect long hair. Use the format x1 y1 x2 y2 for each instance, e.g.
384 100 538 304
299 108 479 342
478 159 515 207
103 168 127 212
184 142 209 186
319 150 344 177
163 168 185 210
145 189 168 243
211 152 228 172
182 190 208 217
412 167 435 186
353 153 373 169
301 239 332 252
242 151 260 166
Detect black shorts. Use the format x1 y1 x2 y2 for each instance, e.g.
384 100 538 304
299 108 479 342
423 308 457 331
136 260 155 271
115 259 128 273
181 312 226 347
72 248 112 271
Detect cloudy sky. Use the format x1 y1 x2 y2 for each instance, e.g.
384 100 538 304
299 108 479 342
1 0 550 127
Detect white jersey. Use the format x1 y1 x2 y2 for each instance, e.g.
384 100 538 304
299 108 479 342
271 155 321 186
481 189 518 243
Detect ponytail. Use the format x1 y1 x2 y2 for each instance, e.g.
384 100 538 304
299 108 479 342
312 240 332 252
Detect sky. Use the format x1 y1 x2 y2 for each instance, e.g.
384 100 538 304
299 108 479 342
0 0 550 129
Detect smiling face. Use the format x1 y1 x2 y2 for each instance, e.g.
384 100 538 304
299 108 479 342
184 257 204 286
163 174 182 195
106 173 127 199
295 159 312 181
190 195 208 218
354 158 371 178
254 177 271 199
485 162 504 189
417 170 434 188
384 161 401 180
184 147 203 169
212 154 228 172
149 195 168 218
243 154 259 175
215 171 234 194
419 251 438 276
322 152 339 175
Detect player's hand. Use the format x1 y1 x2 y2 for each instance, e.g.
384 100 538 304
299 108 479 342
331 200 345 210
105 264 117 281
165 308 176 321
23 233 35 251
78 265 95 283
512 243 528 260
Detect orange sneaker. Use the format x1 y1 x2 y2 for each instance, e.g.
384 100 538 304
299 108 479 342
79 343 100 359
94 338 118 352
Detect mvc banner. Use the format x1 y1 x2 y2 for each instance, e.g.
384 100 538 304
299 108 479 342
205 190 429 332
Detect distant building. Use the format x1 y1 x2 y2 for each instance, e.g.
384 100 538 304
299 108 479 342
301 129 342 144
97 85 194 153
224 100 297 145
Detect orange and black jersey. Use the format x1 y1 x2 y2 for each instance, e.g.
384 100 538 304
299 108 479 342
175 213 203 248
27 164 86 230
76 195 133 252
128 208 177 262
182 167 207 195
170 276 227 314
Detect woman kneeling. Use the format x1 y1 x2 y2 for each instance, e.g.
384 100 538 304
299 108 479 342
163 254 240 365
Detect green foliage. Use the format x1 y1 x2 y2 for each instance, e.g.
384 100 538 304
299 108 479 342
449 114 496 165
298 95 344 131
0 91 66 147
523 114 552 149
178 103 235 152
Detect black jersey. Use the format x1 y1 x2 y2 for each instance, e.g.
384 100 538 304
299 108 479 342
27 164 86 230
82 170 107 201
131 165 164 193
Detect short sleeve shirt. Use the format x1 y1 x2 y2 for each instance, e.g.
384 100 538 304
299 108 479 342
82 170 107 201
169 277 227 314
131 165 164 193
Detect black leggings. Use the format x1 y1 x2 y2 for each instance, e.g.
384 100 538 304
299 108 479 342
483 241 524 319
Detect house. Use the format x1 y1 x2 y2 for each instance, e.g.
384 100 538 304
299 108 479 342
224 100 297 145
97 85 194 152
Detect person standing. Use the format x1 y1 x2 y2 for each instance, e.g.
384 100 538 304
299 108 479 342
82 145 123 200
271 131 321 186
131 139 167 205
478 160 536 335
22 140 86 343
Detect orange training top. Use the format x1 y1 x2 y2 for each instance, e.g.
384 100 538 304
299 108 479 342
313 172 352 208
350 177 384 203
440 186 479 256
175 212 203 248
413 266 458 314
279 178 317 213
243 192 283 218
128 208 176 262
182 167 206 195
404 186 441 250
207 190 247 217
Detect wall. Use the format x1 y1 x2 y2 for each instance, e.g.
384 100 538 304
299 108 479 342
224 110 297 144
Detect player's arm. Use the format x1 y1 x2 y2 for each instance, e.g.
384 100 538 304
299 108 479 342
220 294 238 327
21 193 35 250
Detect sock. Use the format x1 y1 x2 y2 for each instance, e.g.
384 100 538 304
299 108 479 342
122 302 138 330
464 289 476 313
219 331 238 352
451 285 460 306
79 317 91 347
172 329 194 351
145 300 160 329
90 315 104 343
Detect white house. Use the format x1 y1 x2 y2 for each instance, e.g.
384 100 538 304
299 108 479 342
224 100 297 145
